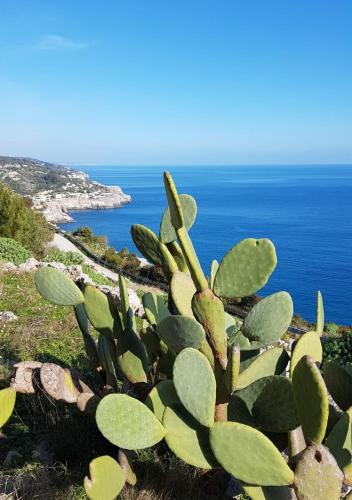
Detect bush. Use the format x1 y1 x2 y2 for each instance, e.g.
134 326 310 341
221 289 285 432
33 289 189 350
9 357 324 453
0 237 32 265
325 322 339 336
322 330 352 366
0 183 53 258
72 226 93 241
43 249 84 266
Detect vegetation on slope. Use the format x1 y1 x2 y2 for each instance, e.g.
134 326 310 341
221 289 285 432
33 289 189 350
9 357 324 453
0 183 53 258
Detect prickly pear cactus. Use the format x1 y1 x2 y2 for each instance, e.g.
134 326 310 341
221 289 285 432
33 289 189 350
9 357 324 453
213 238 277 298
84 455 126 500
159 193 197 243
292 355 329 443
323 360 352 411
293 444 343 500
35 267 84 305
0 387 16 429
210 421 294 486
241 292 293 348
96 394 165 450
130 224 163 266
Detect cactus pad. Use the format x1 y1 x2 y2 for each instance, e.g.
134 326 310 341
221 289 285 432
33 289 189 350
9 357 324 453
316 290 324 335
290 331 322 377
242 484 296 500
213 238 277 298
293 444 343 500
173 348 216 427
192 288 227 369
325 408 352 476
145 380 180 422
163 405 217 469
84 285 122 339
130 224 162 266
35 267 84 305
0 387 16 429
323 360 352 411
160 194 197 243
237 348 289 390
229 376 300 432
142 292 170 326
84 455 126 500
292 355 329 443
163 171 184 229
241 292 293 348
96 394 165 450
170 270 196 317
225 343 240 394
156 315 206 354
210 422 294 486
210 259 219 289
117 330 149 384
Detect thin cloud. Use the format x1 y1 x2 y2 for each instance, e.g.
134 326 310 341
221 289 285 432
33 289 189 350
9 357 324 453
35 35 87 50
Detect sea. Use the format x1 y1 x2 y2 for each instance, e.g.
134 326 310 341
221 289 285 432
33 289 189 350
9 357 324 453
60 165 352 325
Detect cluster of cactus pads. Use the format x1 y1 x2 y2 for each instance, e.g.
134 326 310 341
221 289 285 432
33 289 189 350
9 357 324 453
9 172 351 500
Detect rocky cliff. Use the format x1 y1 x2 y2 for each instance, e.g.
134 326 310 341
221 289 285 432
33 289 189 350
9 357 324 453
0 156 131 223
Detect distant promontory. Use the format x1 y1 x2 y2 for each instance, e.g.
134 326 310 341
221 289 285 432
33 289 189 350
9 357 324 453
0 156 131 223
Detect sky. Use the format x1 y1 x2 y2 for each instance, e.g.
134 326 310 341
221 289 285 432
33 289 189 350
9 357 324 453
0 1 351 165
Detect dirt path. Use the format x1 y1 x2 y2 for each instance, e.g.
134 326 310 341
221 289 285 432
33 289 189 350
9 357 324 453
48 233 164 294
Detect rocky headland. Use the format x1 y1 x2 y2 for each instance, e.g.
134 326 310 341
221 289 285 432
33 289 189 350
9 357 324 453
0 156 131 223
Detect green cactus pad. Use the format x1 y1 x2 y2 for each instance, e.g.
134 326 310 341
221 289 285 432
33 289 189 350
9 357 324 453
325 408 352 474
242 484 296 500
229 376 300 432
163 405 217 469
166 240 188 272
210 422 294 486
96 394 165 450
290 331 322 377
98 335 119 380
130 224 162 266
142 292 170 326
237 348 289 390
163 171 184 229
241 292 293 348
117 329 149 384
225 344 240 394
84 455 126 500
35 267 84 306
293 444 343 500
173 348 216 427
0 387 16 429
323 361 352 411
84 285 122 339
210 259 219 289
316 290 324 335
213 238 277 298
192 289 227 369
156 315 206 354
160 194 197 243
292 355 329 443
170 270 196 317
145 380 180 422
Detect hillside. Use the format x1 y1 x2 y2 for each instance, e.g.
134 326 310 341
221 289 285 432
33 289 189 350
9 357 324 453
0 156 131 223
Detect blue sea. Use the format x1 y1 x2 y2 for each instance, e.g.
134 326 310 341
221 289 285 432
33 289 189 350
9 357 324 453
60 165 352 325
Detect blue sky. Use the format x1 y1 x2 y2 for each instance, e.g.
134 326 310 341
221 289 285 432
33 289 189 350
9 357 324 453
0 1 351 165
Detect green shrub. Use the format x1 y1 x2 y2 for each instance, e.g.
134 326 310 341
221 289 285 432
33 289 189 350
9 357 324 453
0 183 53 258
43 249 84 266
0 237 32 265
322 330 352 366
325 322 339 336
103 247 141 275
72 226 93 241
